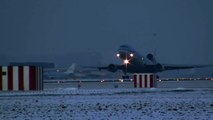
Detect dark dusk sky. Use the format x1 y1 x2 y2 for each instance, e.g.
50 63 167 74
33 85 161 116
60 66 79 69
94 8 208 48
0 0 213 66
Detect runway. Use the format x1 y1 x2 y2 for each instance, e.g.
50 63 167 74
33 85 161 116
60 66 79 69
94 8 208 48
44 79 213 90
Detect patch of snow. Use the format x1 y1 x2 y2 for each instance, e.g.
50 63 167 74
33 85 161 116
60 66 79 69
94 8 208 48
0 88 213 120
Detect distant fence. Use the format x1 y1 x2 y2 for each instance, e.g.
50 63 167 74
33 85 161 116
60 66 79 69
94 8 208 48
133 73 156 88
0 66 43 91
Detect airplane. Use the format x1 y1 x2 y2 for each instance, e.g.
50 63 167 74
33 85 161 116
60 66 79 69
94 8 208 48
43 63 77 79
97 45 211 79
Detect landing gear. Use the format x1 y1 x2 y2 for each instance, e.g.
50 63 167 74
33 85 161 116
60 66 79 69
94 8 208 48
122 69 129 79
156 75 159 79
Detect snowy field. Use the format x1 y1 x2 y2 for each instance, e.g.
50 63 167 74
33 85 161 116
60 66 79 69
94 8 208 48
0 88 213 120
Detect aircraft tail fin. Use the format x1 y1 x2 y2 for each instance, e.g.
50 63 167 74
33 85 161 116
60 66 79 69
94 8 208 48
64 63 76 74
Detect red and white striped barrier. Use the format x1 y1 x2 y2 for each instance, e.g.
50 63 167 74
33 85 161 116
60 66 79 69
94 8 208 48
0 66 43 91
133 73 156 88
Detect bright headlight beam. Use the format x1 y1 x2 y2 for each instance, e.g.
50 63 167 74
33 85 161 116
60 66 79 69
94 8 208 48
124 59 129 64
116 53 120 57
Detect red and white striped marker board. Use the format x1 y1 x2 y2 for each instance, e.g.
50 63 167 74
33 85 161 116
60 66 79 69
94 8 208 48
133 73 156 88
0 66 43 91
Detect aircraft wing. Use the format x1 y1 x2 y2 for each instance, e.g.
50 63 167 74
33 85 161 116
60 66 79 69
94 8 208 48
84 64 124 73
98 64 124 72
163 64 212 71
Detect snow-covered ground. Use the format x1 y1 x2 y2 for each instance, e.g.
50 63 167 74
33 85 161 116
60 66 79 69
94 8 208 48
0 88 213 120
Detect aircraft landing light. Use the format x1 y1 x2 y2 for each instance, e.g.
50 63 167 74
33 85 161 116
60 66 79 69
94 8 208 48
116 53 120 57
130 53 134 57
124 59 129 64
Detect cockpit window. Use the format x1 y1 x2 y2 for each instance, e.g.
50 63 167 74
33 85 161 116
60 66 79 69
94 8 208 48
118 45 136 53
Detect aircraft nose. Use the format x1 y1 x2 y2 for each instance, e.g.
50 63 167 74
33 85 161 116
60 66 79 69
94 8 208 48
117 50 128 59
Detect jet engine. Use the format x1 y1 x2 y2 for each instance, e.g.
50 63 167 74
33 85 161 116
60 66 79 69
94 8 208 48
147 53 153 60
108 64 117 73
146 53 156 63
156 63 164 72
